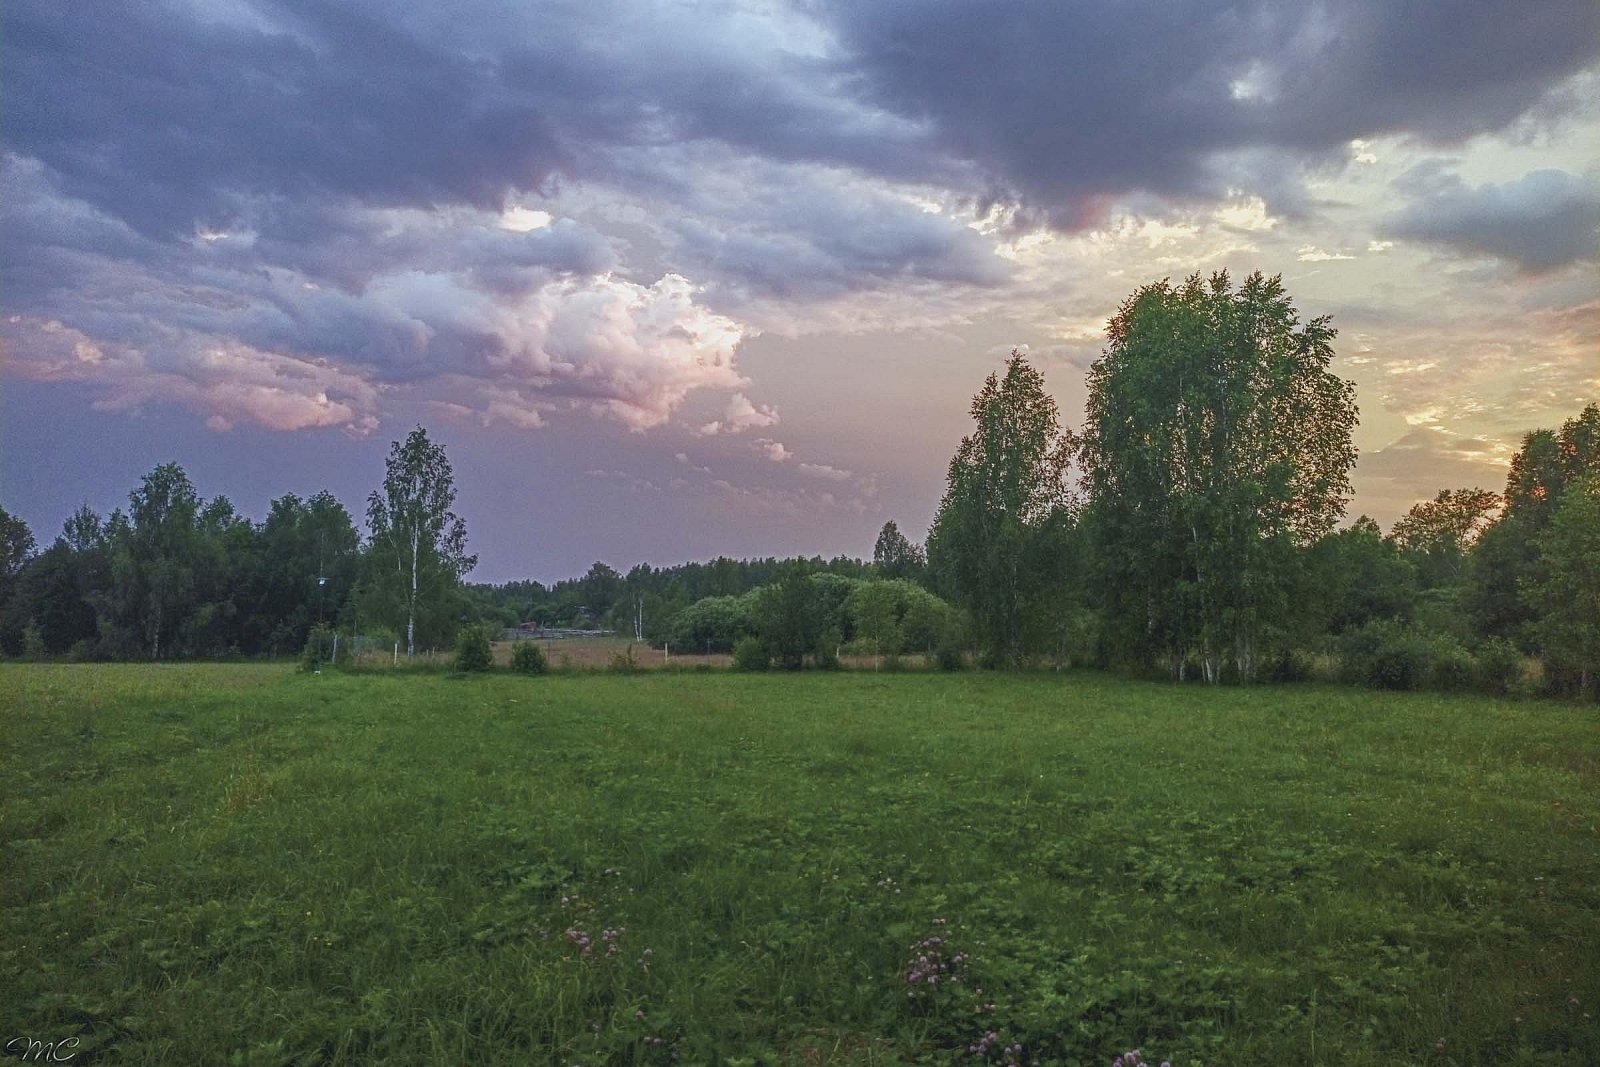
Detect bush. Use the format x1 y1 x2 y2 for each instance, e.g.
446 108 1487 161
609 645 639 673
1368 633 1428 690
1340 620 1426 690
812 628 842 671
510 641 548 675
1340 620 1494 693
1427 637 1478 692
299 623 335 672
1265 647 1314 683
934 637 966 671
1473 638 1523 695
453 625 493 672
731 635 769 672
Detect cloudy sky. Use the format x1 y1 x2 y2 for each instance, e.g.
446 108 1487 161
3 0 1597 582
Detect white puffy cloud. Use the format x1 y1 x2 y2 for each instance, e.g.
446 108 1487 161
752 438 793 463
697 392 780 435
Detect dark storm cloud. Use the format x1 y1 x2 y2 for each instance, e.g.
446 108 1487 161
5 0 568 238
819 0 1600 223
1384 167 1600 273
4 0 1599 438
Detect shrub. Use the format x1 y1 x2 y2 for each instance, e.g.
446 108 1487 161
510 641 548 675
1369 633 1427 690
453 625 493 672
1265 647 1314 683
1340 619 1427 690
299 623 335 672
812 628 842 671
1474 638 1524 695
609 645 639 673
1426 636 1478 692
731 635 769 671
934 637 966 671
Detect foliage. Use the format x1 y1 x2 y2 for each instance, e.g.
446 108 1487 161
1338 620 1490 693
1473 637 1524 696
873 520 926 583
1081 271 1358 683
928 351 1075 667
299 622 336 672
1340 620 1429 690
1427 636 1478 692
752 564 822 670
1469 404 1600 646
666 592 757 654
510 641 549 675
452 624 493 672
1525 472 1600 697
934 635 967 671
1305 516 1418 634
366 427 476 657
608 644 640 673
730 635 769 671
812 627 842 671
1388 487 1500 586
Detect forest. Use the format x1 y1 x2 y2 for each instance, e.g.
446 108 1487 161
3 272 1596 697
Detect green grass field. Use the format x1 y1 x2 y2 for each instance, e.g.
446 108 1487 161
2 665 1596 1065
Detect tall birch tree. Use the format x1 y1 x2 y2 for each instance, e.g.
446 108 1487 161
366 427 476 656
1081 271 1357 682
928 351 1074 667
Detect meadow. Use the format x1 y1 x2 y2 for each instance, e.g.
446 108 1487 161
1 665 1596 1066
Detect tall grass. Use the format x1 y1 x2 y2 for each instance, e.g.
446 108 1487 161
2 665 1596 1064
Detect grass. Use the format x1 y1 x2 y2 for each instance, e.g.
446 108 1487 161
1 664 1596 1065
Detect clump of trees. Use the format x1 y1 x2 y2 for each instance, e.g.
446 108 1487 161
1082 271 1358 683
905 271 1597 696
0 427 475 662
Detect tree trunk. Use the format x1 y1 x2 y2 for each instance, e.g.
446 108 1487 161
407 528 419 657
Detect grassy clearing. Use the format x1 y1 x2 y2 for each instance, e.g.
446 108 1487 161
1 665 1596 1065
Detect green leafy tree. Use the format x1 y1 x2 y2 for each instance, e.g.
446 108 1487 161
115 463 202 660
1388 488 1500 586
754 562 820 670
453 624 494 672
1081 271 1358 682
258 491 361 654
872 520 926 582
1526 473 1600 696
1307 516 1418 634
1470 404 1600 644
848 580 905 662
928 351 1074 667
366 427 476 657
0 506 37 653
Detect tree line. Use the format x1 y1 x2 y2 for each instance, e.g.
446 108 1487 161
915 272 1598 696
3 269 1595 695
0 428 474 661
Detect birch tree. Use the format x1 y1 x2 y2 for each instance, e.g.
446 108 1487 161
1081 271 1358 683
928 351 1074 667
366 427 476 656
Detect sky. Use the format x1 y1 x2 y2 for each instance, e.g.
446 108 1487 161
2 0 1597 583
